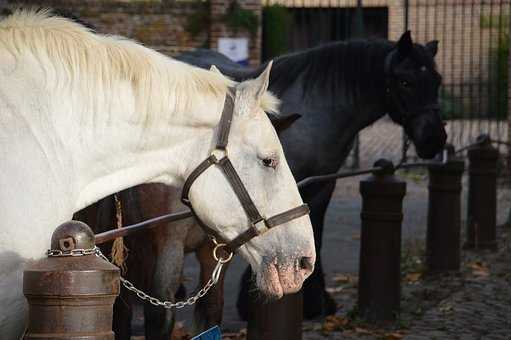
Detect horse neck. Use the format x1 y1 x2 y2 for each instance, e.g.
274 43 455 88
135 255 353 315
273 40 394 127
30 59 226 214
70 89 222 213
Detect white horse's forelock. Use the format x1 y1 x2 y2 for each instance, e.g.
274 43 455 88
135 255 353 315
0 9 279 126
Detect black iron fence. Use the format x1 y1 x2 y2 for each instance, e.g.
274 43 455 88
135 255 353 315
407 0 511 157
261 0 511 165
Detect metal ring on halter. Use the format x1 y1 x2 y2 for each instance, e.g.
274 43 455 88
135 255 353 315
213 243 234 264
211 148 228 162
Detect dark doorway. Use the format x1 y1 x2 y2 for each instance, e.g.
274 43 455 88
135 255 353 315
262 6 388 61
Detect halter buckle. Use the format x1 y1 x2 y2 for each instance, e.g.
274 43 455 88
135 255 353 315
211 148 228 163
252 219 268 235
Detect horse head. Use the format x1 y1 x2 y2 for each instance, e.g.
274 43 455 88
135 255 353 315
385 31 447 159
184 64 315 299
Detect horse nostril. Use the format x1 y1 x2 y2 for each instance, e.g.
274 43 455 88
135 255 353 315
299 257 314 272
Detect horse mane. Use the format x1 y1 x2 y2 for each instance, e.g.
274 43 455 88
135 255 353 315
0 9 279 122
267 40 394 107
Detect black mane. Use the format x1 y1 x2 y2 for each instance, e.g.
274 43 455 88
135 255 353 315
263 38 439 108
265 40 394 106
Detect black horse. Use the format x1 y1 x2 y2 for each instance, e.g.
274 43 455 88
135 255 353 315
176 30 446 319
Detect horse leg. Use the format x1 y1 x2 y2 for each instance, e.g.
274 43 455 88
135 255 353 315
236 266 254 321
301 181 337 319
144 242 184 340
193 240 228 333
112 291 133 339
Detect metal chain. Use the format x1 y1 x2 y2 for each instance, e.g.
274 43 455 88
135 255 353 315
47 246 227 309
47 248 97 257
95 248 225 309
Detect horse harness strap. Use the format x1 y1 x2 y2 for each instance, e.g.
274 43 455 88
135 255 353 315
181 88 309 254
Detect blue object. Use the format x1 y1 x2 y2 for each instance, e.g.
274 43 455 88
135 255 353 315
191 325 222 340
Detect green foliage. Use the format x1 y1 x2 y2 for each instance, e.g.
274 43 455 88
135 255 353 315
262 5 293 59
439 89 465 120
186 0 259 38
488 31 509 119
223 0 259 36
185 1 210 37
480 14 510 30
481 13 509 119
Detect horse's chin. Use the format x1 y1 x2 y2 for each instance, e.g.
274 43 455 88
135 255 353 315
255 262 284 300
254 261 306 300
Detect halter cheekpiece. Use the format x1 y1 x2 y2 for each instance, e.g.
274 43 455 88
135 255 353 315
181 88 310 254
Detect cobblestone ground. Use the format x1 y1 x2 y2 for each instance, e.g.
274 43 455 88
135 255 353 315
169 119 511 340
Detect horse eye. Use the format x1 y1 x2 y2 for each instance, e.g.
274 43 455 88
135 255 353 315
262 157 277 168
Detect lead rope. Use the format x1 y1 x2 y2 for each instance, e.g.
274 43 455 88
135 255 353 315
47 239 232 309
111 194 128 274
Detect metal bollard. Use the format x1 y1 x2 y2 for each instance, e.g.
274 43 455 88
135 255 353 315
358 159 406 322
426 145 465 272
247 291 302 340
23 221 120 339
465 134 499 250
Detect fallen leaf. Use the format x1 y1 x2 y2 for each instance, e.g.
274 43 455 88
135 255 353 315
354 327 373 335
385 332 404 339
439 303 453 313
468 261 490 277
405 272 422 282
325 286 344 294
322 315 349 333
333 273 351 283
171 321 190 340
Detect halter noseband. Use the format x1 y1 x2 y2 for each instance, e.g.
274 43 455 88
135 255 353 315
181 88 310 254
384 49 440 126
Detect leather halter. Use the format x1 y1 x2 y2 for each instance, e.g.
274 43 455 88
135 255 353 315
181 88 310 254
384 49 440 126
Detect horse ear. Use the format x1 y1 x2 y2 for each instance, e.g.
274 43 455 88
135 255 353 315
210 65 223 75
267 112 301 133
397 31 414 57
425 40 439 58
253 61 272 101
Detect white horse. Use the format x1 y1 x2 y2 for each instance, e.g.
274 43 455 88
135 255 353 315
0 10 315 339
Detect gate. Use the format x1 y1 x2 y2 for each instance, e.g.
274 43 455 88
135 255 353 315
261 0 511 165
405 0 511 161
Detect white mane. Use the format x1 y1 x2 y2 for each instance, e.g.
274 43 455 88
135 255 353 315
0 10 279 123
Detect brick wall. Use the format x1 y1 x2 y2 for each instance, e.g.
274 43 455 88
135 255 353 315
210 0 262 66
2 0 210 56
0 0 262 65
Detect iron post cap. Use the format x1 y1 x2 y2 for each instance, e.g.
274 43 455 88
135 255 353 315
476 134 491 146
50 220 95 251
373 158 395 176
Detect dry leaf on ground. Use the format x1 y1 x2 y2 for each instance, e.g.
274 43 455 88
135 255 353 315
468 261 490 277
171 321 190 340
405 272 422 282
322 315 350 333
385 331 405 339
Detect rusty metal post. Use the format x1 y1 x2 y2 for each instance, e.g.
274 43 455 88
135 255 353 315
23 221 120 339
247 291 302 340
465 134 499 250
426 145 465 272
358 159 406 322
